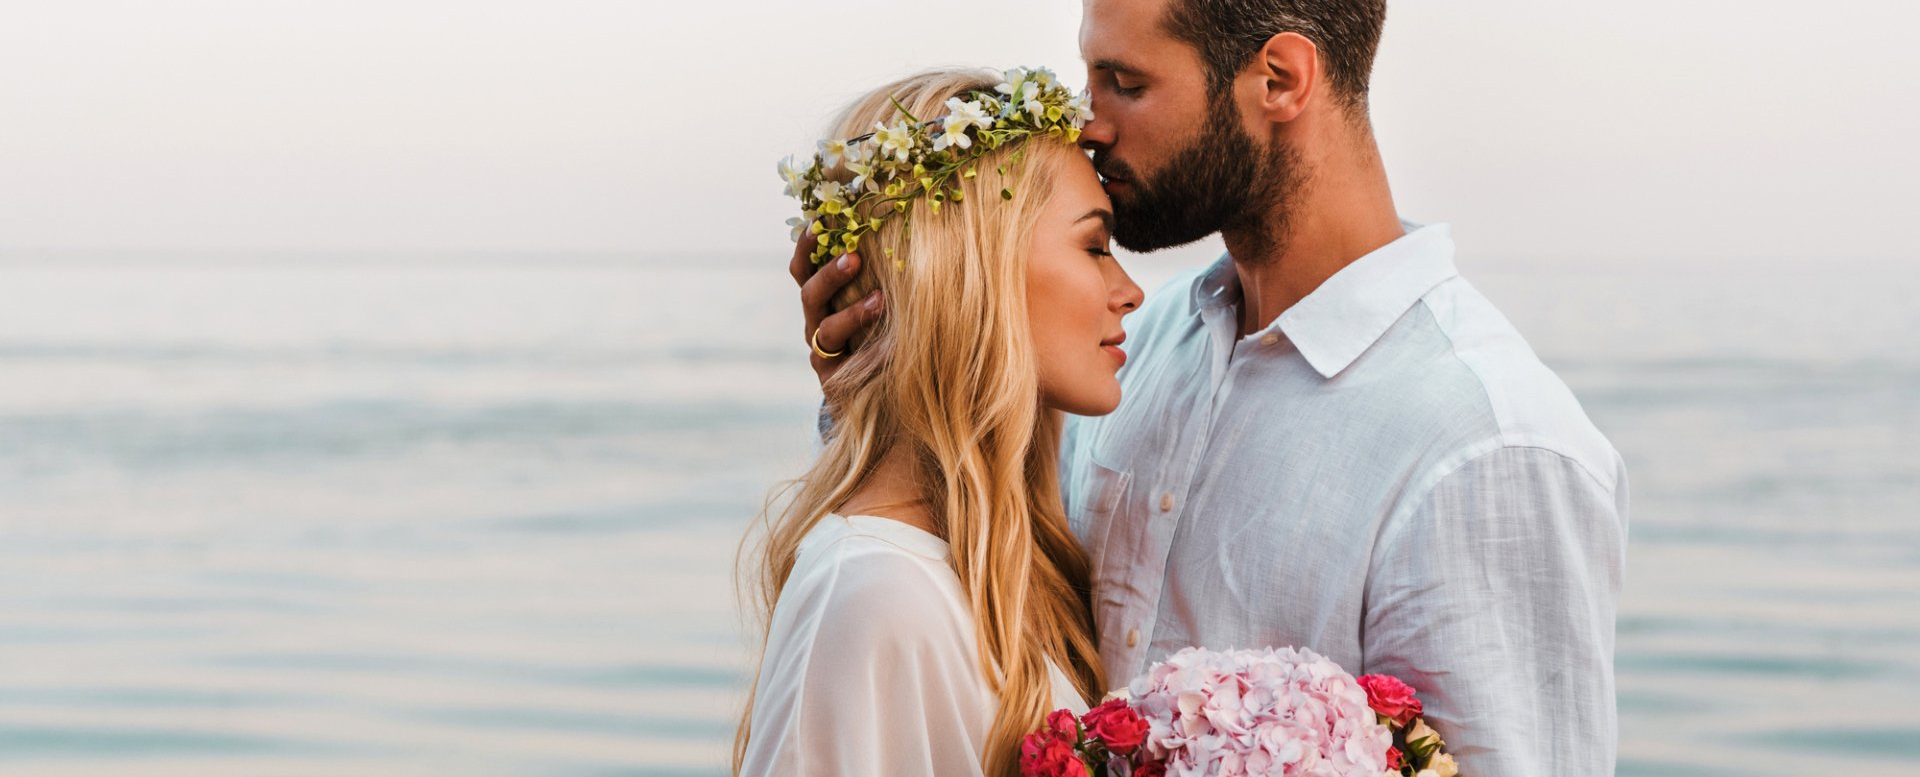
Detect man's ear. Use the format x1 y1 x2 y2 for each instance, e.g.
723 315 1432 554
1250 31 1319 124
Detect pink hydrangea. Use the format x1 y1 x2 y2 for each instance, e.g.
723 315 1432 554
1124 647 1393 777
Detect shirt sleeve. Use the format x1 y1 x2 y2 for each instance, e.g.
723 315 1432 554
741 542 992 776
1362 445 1627 777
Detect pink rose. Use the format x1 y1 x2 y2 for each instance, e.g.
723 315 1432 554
1081 699 1151 755
1356 674 1423 727
1019 735 1088 777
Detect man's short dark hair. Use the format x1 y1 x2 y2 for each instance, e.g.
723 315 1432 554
1163 0 1387 112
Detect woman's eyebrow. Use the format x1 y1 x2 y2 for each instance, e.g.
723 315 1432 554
1075 208 1115 230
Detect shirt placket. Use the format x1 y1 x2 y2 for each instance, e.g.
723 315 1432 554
1119 302 1246 679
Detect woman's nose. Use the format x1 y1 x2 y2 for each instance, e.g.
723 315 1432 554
1114 274 1143 312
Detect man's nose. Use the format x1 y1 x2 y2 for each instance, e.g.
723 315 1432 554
1079 107 1115 150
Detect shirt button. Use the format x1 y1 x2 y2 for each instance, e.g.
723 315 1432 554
1260 332 1280 346
1127 628 1140 648
1159 492 1175 512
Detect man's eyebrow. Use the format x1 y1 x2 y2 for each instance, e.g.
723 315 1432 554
1089 58 1143 77
1076 208 1115 230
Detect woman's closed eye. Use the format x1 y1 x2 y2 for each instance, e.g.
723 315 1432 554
1074 209 1116 260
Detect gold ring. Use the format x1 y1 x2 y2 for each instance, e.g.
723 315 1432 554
811 327 845 359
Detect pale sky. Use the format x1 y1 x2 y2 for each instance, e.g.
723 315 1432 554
0 0 1915 263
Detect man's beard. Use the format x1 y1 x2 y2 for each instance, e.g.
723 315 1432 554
1097 95 1303 257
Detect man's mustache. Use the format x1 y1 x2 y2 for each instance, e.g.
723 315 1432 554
1094 154 1136 184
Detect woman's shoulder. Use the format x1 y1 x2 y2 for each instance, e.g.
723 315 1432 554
746 516 993 776
799 513 949 564
781 515 968 638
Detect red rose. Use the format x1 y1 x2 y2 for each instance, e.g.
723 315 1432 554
1133 758 1167 777
1046 708 1081 740
1018 735 1087 777
1356 674 1424 727
1020 730 1049 775
1387 746 1405 770
1081 698 1150 755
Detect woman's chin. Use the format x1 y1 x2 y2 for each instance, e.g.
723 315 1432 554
1047 384 1123 417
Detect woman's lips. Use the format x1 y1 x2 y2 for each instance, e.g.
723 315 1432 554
1100 334 1127 369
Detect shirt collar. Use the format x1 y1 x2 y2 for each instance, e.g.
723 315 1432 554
1190 221 1460 379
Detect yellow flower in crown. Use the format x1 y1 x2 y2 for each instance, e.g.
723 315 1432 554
779 66 1094 266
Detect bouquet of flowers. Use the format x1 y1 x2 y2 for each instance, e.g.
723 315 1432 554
1019 647 1458 777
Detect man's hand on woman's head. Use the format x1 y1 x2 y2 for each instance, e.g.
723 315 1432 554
790 231 884 384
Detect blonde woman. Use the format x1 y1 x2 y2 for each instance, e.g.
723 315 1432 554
736 68 1142 776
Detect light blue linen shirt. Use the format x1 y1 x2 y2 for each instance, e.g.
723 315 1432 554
1061 222 1628 777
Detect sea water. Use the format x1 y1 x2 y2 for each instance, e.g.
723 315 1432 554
0 252 1914 776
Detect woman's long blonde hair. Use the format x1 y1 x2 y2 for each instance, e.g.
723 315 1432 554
735 68 1106 776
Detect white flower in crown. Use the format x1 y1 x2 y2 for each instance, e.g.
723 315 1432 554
931 129 967 152
998 66 1056 118
846 159 876 192
786 213 814 243
777 154 812 197
873 121 917 163
817 137 852 168
840 139 879 190
815 180 847 211
1030 66 1058 87
996 67 1030 94
933 97 990 152
1019 84 1046 118
844 136 875 165
1065 91 1093 123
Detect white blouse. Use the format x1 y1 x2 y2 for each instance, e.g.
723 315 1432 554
741 514 1089 776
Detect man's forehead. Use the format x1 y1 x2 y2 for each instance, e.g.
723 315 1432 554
1080 0 1170 59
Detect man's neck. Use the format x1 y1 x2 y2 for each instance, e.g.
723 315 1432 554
1223 137 1404 339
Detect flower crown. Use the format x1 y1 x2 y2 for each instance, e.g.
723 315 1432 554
780 67 1092 266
